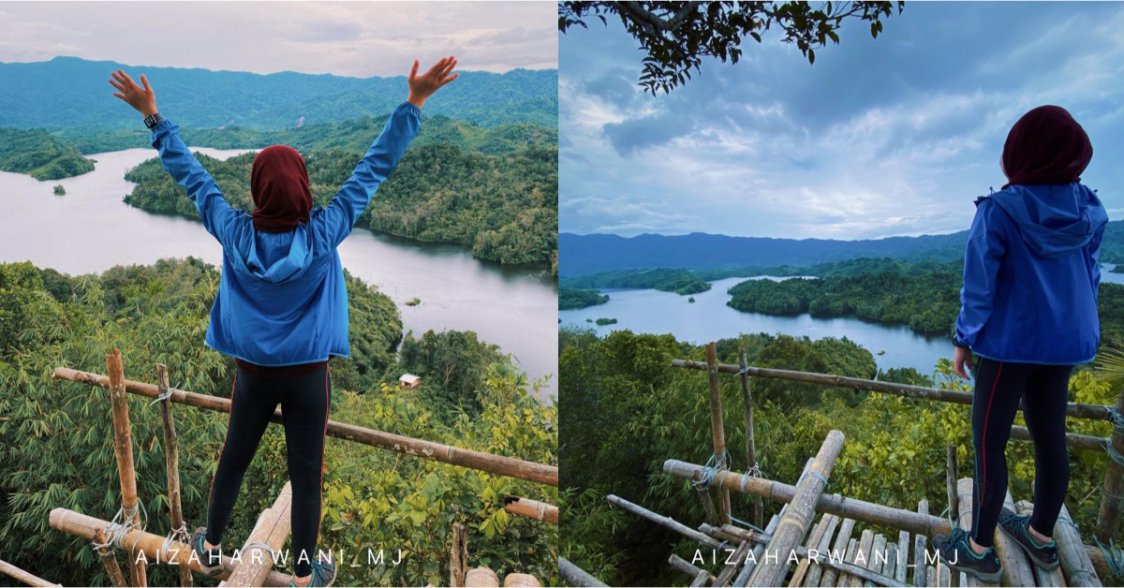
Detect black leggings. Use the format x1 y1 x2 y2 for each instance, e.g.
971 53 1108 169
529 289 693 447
970 357 1073 547
206 361 331 577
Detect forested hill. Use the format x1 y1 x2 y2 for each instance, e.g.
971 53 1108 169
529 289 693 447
0 56 556 131
123 116 557 266
0 128 93 180
560 224 1124 276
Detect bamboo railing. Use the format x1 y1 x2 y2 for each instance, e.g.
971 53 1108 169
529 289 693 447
220 483 293 587
52 366 557 486
0 560 59 587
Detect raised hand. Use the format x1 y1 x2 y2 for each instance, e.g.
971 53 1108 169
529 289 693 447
407 56 458 109
109 69 158 116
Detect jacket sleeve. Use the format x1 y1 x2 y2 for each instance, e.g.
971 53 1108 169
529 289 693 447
150 119 241 245
317 102 422 247
955 200 1008 349
1089 223 1105 302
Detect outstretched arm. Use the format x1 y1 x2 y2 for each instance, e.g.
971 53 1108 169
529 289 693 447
109 70 240 244
319 57 458 247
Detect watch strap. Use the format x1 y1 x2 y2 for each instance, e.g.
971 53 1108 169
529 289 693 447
144 112 165 129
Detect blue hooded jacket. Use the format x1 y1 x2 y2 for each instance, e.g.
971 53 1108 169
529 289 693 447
954 182 1108 365
150 102 421 366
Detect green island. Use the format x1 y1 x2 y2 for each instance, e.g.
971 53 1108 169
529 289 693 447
52 185 65 196
560 268 710 295
594 318 617 326
0 259 556 586
559 288 609 310
558 327 1119 586
118 115 557 267
0 128 94 180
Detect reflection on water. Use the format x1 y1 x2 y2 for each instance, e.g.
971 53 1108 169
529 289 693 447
560 277 954 376
0 148 557 399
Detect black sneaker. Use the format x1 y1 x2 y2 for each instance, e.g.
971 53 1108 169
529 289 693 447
189 527 224 577
933 527 1002 583
291 559 337 587
998 507 1060 570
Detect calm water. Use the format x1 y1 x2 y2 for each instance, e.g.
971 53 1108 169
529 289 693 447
560 277 954 376
0 149 557 399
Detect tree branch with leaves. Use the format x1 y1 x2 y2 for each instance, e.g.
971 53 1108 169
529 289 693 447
559 1 904 94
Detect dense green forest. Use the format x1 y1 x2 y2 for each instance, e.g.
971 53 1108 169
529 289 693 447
558 288 609 310
0 128 94 180
120 116 557 266
0 259 557 586
560 268 709 295
559 328 1120 586
0 57 557 132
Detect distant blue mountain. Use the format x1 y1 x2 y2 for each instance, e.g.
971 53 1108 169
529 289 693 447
559 231 971 276
0 56 556 131
560 222 1124 276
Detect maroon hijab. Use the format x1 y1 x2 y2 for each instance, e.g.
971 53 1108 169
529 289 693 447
250 145 312 233
1001 105 1093 188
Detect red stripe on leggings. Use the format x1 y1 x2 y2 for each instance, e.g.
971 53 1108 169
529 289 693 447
979 363 1003 516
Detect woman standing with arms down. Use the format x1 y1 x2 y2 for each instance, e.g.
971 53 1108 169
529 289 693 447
935 105 1107 581
110 56 459 587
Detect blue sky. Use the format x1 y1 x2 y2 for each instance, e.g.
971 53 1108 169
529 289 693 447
0 2 555 76
560 2 1124 239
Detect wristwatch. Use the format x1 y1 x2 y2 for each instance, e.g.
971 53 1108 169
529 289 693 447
143 112 165 129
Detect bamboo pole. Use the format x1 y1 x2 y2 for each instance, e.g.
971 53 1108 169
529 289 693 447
0 560 59 587
881 543 897 587
839 538 858 587
503 574 541 587
894 529 909 585
48 508 291 586
705 342 733 525
991 491 1036 587
1096 386 1124 542
845 529 873 588
818 518 854 587
1056 503 1103 587
715 541 752 586
695 485 721 526
605 494 723 549
465 568 500 587
53 367 557 486
945 445 958 525
688 570 709 587
663 459 953 538
105 350 147 588
866 534 887 587
93 529 129 587
502 497 558 525
912 500 928 587
703 524 900 588
789 515 834 587
739 349 765 529
450 522 468 588
220 482 293 587
668 554 714 584
557 557 607 588
155 364 192 588
749 430 845 587
802 515 839 587
670 359 1117 422
734 509 785 586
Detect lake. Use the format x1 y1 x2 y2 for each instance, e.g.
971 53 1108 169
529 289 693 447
0 148 558 399
559 277 954 376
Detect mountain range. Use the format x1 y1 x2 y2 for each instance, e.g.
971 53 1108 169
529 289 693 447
0 56 556 131
559 224 1124 276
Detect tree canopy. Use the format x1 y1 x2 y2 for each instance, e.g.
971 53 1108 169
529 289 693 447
559 1 904 93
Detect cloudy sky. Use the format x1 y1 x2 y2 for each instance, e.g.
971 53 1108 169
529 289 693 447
561 2 1124 239
0 2 556 76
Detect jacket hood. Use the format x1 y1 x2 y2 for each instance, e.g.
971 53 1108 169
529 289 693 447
988 183 1107 258
240 224 315 283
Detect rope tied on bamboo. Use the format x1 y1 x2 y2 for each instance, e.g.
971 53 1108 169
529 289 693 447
1094 537 1124 577
160 522 191 559
91 502 148 553
149 381 182 405
692 450 733 490
1102 407 1124 465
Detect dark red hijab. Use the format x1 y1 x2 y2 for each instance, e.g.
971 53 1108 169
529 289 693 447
1001 105 1093 188
250 145 312 233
